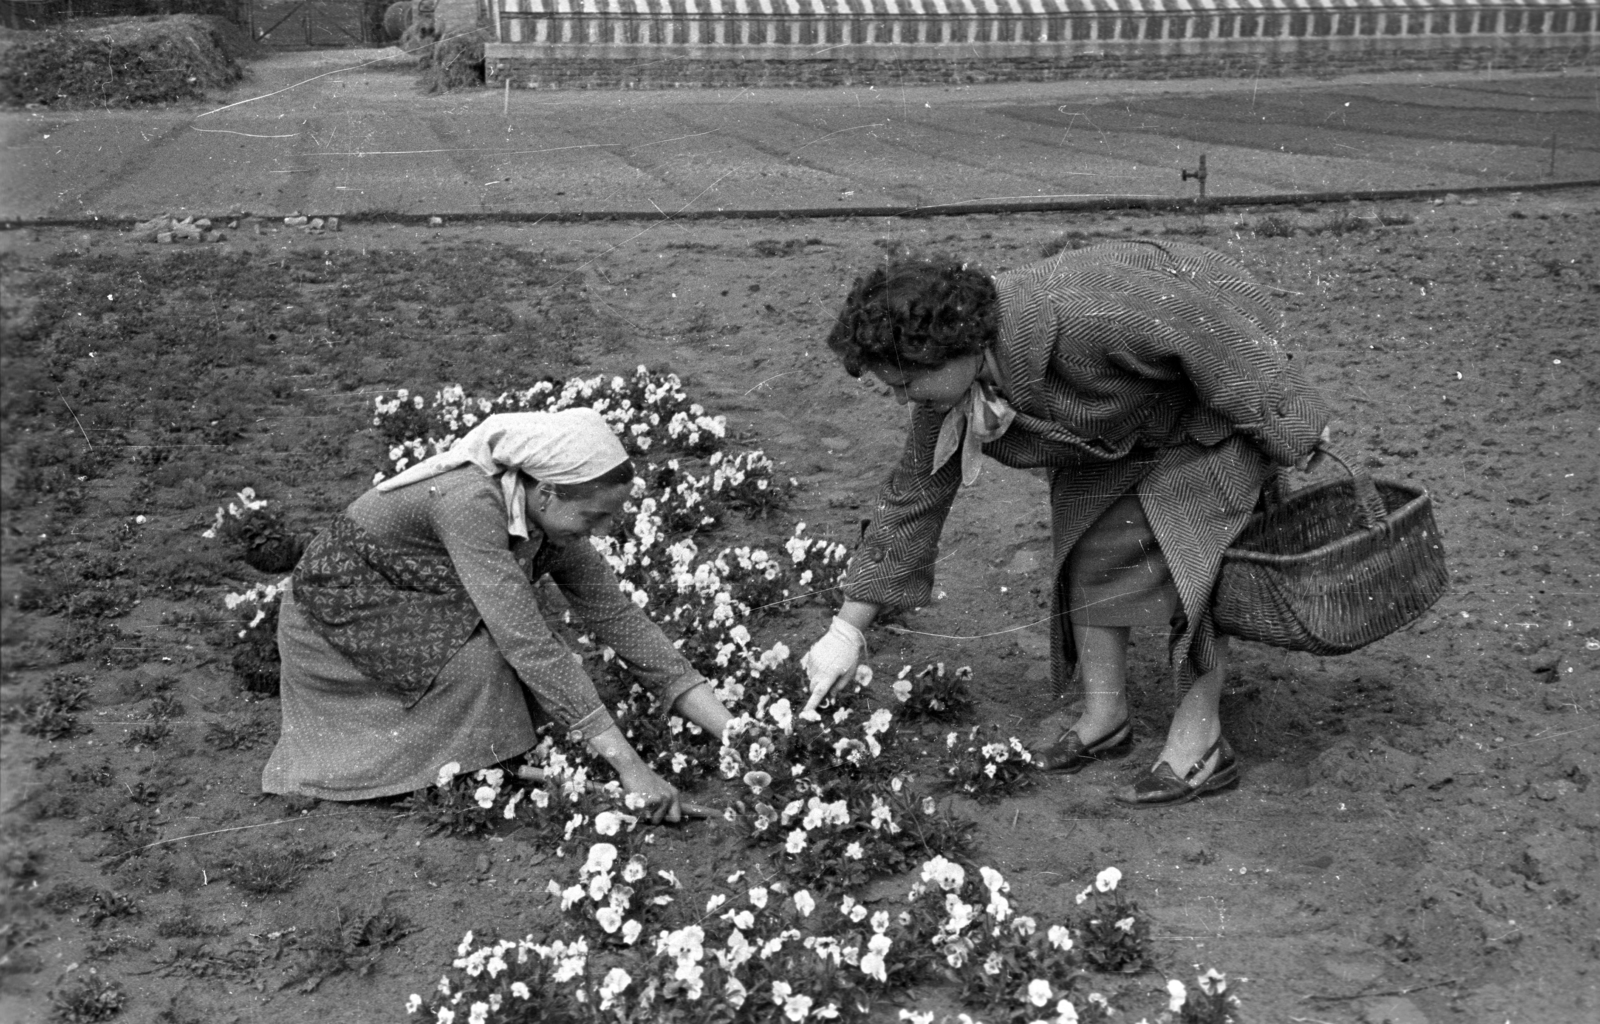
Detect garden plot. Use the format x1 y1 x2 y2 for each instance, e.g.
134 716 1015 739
1 191 1597 1024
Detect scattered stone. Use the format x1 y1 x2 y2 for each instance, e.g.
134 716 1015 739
310 217 325 230
326 216 340 232
429 215 444 226
135 214 227 243
1530 779 1575 801
284 215 309 227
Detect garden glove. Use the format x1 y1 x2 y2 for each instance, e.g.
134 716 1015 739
801 616 867 717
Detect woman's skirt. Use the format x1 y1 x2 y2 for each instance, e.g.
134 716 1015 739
261 583 544 801
1065 490 1181 629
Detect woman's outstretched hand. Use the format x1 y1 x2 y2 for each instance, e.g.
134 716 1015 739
800 615 867 717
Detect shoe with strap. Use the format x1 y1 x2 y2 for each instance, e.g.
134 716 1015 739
1114 735 1240 806
1039 717 1134 774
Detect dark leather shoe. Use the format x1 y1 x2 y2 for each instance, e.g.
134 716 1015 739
1114 736 1240 806
1040 718 1134 774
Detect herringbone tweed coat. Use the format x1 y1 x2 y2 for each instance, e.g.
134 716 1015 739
842 240 1331 690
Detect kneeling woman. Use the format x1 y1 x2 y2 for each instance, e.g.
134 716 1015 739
262 409 731 822
802 241 1329 806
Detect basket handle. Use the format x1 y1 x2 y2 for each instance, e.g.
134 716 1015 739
1266 444 1388 530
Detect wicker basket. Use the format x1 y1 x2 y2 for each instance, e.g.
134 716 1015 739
1213 448 1448 655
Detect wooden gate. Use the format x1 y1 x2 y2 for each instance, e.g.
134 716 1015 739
250 0 388 46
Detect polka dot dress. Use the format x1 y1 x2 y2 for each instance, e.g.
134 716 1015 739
261 468 703 801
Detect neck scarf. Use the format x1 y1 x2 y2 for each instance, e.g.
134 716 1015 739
931 376 1016 487
376 409 629 538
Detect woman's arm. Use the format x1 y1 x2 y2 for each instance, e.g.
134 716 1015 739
585 723 686 823
546 540 723 717
835 599 880 634
671 682 733 740
432 483 617 741
841 403 964 610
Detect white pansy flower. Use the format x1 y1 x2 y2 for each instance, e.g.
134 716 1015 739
582 843 618 875
1168 978 1188 1011
1095 866 1122 892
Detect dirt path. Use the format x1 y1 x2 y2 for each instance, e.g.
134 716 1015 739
1 177 1596 1024
3 59 1595 220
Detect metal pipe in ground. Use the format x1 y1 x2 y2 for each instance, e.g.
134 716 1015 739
5 178 1597 232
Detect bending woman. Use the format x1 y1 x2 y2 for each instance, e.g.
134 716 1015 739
801 240 1329 807
262 409 731 821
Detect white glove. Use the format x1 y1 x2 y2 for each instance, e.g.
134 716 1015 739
800 616 867 717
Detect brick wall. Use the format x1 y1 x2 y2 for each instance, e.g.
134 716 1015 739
485 36 1594 89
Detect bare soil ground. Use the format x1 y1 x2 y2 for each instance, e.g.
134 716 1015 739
1 187 1596 1024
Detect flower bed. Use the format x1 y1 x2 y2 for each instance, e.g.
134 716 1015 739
230 369 1243 1024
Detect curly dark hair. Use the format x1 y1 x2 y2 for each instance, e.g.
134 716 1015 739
824 257 999 378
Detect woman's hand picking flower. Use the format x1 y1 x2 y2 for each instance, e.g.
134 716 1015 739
801 615 867 716
617 762 684 824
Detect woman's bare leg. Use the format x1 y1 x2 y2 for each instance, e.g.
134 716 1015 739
1069 623 1131 741
1153 634 1230 776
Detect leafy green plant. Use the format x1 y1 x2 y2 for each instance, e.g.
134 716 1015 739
1071 867 1154 975
289 904 415 991
203 488 305 573
48 969 126 1022
1314 208 1371 236
204 713 272 750
1169 968 1242 1023
122 720 170 750
84 890 139 928
1 840 45 891
938 726 1041 804
1251 214 1296 237
3 674 91 740
888 662 977 722
224 580 287 696
226 844 317 895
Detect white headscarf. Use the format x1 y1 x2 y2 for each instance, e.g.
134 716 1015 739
376 409 629 538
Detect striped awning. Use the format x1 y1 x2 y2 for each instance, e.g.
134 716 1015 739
502 0 1589 14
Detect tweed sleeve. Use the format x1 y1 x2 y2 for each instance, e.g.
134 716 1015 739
841 404 964 611
546 540 706 715
431 484 615 741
